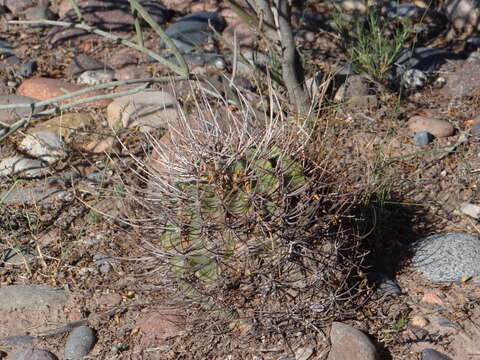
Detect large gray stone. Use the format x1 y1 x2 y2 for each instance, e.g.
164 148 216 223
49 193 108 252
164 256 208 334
64 326 96 359
11 349 58 360
412 233 480 282
0 285 68 309
0 157 49 177
163 11 226 52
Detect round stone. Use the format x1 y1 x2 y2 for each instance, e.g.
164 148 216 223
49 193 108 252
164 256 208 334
64 326 96 359
412 131 433 147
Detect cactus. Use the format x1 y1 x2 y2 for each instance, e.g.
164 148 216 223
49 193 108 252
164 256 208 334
157 143 307 319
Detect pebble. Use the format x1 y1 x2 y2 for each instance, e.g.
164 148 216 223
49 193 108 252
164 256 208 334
19 131 66 164
0 285 68 309
410 315 429 327
294 347 314 360
10 348 58 360
0 157 48 177
64 326 96 359
408 116 454 137
401 69 428 89
20 60 38 77
458 202 480 218
366 272 402 297
327 322 378 360
93 254 115 273
412 131 434 147
106 90 178 131
17 77 111 108
77 69 115 86
0 94 45 126
163 11 226 52
412 233 480 282
24 3 57 22
421 293 445 306
334 75 370 102
421 348 453 360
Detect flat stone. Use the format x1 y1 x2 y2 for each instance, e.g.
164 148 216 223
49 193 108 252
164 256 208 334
10 349 58 360
0 95 45 126
77 69 114 86
29 112 92 140
19 131 66 164
0 157 48 177
0 186 68 205
163 11 226 52
17 77 111 108
136 311 185 346
334 75 371 102
0 285 68 309
408 116 454 137
49 0 173 45
0 335 34 347
327 322 378 360
106 90 178 131
64 326 96 359
458 202 480 218
66 54 110 77
439 60 480 98
412 233 480 282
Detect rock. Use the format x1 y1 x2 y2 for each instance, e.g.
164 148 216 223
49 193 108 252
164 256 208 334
0 39 13 55
24 3 57 22
383 2 424 19
4 0 33 13
334 75 371 102
444 0 479 33
295 347 314 360
401 69 428 89
137 311 185 346
0 95 45 126
19 131 66 164
1 247 35 266
10 349 58 360
412 233 480 282
0 186 68 205
66 54 110 77
439 60 480 99
0 157 48 177
391 47 460 85
96 293 122 307
64 326 96 359
106 90 178 131
29 112 92 140
49 0 173 45
366 272 402 297
20 60 38 77
471 118 480 134
421 348 453 360
107 48 140 69
344 95 378 110
458 202 480 218
163 11 226 52
408 116 454 137
17 77 111 108
77 69 114 86
93 253 115 273
0 285 68 309
228 50 271 75
327 322 378 360
410 315 429 327
0 335 34 347
412 131 434 147
114 65 150 81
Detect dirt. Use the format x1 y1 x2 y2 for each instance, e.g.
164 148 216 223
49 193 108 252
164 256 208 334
1 0 480 359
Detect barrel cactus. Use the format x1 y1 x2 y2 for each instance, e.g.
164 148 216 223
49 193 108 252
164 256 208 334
140 94 369 334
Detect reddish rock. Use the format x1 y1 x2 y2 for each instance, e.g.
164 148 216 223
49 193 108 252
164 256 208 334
114 65 150 81
439 60 480 98
107 48 140 69
17 77 111 108
421 293 445 306
408 116 455 137
136 311 185 346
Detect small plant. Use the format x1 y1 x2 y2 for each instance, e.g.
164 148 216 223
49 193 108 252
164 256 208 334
334 5 412 83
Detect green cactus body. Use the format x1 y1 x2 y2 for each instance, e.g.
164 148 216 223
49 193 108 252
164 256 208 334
159 145 306 319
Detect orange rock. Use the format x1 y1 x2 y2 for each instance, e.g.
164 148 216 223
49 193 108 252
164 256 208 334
421 293 444 306
136 311 185 346
17 77 111 108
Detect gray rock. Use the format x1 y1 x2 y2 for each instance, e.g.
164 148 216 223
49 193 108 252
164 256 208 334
0 95 45 126
401 69 427 89
384 2 423 19
0 285 68 309
421 348 452 360
20 60 38 77
66 54 110 77
367 272 402 297
413 131 433 147
0 39 13 55
439 60 480 98
163 11 226 52
64 326 96 359
0 335 34 347
0 157 49 177
411 233 480 282
327 322 378 360
19 131 66 164
93 253 115 273
0 186 68 205
24 4 57 22
11 349 58 360
0 246 35 266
